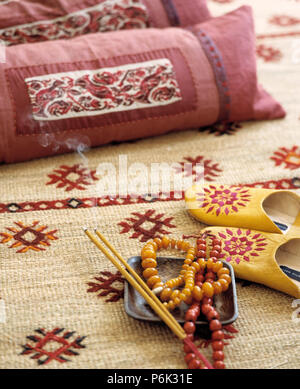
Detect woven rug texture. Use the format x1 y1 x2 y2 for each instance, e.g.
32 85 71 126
0 0 300 369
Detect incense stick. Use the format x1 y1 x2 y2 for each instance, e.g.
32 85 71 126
85 229 186 340
94 229 185 336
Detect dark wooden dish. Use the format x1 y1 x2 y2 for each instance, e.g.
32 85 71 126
124 256 238 327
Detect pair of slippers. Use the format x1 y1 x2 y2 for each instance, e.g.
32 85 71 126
185 184 300 298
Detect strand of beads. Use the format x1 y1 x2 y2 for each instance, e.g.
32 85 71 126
140 236 199 310
141 235 231 311
183 301 209 369
198 235 229 369
201 295 225 369
141 236 182 292
182 235 231 369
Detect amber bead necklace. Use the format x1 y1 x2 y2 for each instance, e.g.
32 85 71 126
141 236 195 309
141 236 231 309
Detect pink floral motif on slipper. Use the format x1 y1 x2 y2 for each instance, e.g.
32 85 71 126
218 228 267 264
196 185 251 216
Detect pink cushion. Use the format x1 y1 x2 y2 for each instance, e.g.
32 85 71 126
0 0 211 46
0 6 285 163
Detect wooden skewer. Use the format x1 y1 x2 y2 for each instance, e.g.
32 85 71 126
84 229 186 340
94 229 185 337
84 229 214 369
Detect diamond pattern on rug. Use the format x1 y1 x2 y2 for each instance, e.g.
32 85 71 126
46 164 98 191
269 15 300 26
119 209 176 242
256 44 282 62
0 221 58 253
271 145 300 169
174 155 223 182
199 122 242 136
20 328 86 365
87 271 125 302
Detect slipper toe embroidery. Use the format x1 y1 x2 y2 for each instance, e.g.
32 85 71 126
204 226 300 299
186 184 300 235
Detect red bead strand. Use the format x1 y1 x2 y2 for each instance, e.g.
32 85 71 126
183 301 207 369
183 234 228 369
201 236 226 369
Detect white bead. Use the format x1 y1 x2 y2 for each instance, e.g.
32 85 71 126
152 286 164 295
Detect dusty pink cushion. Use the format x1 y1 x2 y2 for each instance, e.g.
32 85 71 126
0 0 211 46
0 6 285 163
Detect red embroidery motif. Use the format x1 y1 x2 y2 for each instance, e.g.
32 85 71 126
218 228 267 264
20 328 86 365
0 0 149 46
174 156 223 182
119 209 176 242
271 146 300 170
25 59 182 121
269 15 300 27
87 271 125 302
199 122 242 136
197 185 251 216
47 164 99 191
10 48 195 137
256 44 282 62
0 221 58 253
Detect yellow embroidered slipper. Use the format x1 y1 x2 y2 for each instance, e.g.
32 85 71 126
202 226 300 298
185 184 300 235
